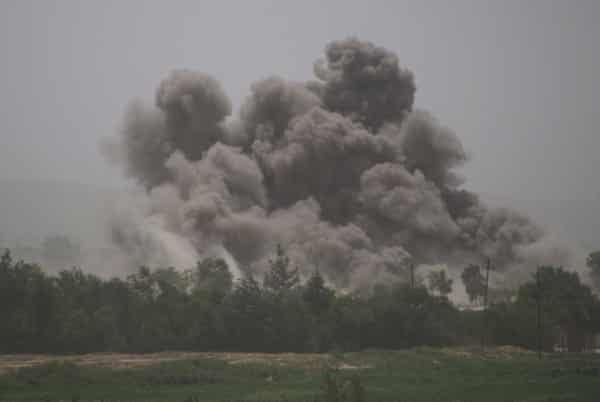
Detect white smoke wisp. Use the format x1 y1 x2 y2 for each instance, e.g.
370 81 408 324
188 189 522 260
108 190 200 270
103 38 571 289
214 245 243 281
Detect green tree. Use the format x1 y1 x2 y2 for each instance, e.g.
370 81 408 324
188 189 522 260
517 266 598 352
127 266 158 302
587 251 600 290
192 258 233 303
303 270 334 316
227 274 267 350
428 269 453 297
301 271 335 352
0 249 11 271
461 264 485 304
263 244 299 293
152 266 187 294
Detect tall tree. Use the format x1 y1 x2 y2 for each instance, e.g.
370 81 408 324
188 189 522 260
0 249 12 273
263 244 299 293
518 266 598 352
461 264 485 304
227 273 266 350
192 258 233 303
303 270 334 316
587 251 600 290
428 269 453 297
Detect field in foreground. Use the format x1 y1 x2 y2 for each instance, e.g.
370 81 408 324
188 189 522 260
1 347 599 402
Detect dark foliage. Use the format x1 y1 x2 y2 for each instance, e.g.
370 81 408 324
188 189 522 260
461 264 485 304
1 248 599 354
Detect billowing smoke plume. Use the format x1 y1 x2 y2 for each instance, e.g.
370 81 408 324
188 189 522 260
103 38 568 289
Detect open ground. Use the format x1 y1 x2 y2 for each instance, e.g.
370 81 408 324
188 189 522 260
1 347 600 402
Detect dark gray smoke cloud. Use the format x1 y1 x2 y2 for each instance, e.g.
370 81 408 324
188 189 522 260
400 110 467 189
315 38 416 131
254 107 398 221
240 77 321 147
103 70 232 189
156 70 232 161
104 37 569 289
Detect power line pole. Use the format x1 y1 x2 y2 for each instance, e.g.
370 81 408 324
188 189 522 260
481 258 491 348
484 258 491 308
410 263 415 289
536 266 543 360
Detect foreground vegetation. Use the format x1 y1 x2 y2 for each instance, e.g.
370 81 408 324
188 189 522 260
2 247 600 354
2 246 600 401
1 348 600 402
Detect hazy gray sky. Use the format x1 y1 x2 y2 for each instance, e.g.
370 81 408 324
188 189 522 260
1 0 599 202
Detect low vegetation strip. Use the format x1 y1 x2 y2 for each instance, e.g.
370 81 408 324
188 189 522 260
1 348 600 402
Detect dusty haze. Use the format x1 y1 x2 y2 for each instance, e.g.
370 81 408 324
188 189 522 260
102 37 570 289
0 1 599 285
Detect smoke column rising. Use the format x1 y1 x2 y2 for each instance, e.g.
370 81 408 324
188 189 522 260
103 38 569 289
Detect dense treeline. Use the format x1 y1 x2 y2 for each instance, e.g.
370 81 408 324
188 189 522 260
1 246 599 354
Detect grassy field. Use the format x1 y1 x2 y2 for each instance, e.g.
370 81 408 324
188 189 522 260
1 347 599 402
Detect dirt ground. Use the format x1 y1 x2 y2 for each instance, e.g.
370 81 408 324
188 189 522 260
0 351 329 375
0 346 538 375
439 345 532 359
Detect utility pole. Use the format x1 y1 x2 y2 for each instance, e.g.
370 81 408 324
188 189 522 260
536 266 543 360
484 258 491 308
481 258 491 348
410 263 415 289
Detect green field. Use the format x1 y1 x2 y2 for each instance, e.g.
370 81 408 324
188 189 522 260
1 348 599 402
